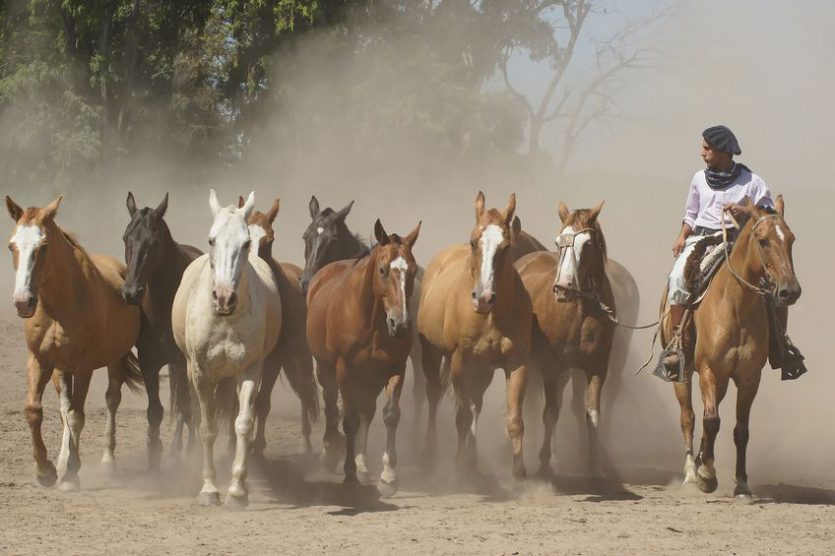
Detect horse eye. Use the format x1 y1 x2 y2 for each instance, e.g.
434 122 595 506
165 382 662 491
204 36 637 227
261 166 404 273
244 239 251 249
208 238 215 246
7 244 12 252
379 266 386 275
758 238 769 247
470 239 477 249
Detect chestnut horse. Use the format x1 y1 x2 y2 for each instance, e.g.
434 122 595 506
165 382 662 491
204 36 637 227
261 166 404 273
122 192 202 467
172 191 282 508
6 195 142 490
238 196 319 456
515 202 615 478
418 192 532 478
660 196 801 499
306 219 420 496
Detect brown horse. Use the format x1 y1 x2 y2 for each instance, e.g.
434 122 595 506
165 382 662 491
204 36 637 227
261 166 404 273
306 219 420 496
6 196 142 490
238 196 319 456
661 196 801 499
418 191 532 479
515 202 615 478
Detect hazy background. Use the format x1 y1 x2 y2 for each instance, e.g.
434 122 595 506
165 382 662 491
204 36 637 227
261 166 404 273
1 0 832 488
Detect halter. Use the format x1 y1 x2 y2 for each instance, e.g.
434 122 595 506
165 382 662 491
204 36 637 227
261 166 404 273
554 227 598 298
721 211 786 299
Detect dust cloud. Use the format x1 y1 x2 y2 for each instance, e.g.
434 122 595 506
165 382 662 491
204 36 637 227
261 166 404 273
1 0 832 493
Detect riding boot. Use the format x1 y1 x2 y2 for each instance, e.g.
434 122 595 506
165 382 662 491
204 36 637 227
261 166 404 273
767 305 807 380
655 305 689 382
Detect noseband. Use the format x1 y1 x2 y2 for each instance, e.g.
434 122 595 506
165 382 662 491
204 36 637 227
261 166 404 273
554 227 599 297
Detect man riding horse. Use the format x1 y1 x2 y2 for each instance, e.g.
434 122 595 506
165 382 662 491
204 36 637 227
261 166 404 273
658 124 806 381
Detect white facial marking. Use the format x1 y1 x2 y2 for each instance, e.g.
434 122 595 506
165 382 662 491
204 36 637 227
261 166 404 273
316 226 324 235
248 225 267 256
390 256 409 320
774 223 786 242
557 225 591 286
209 208 250 290
11 225 43 300
479 224 504 292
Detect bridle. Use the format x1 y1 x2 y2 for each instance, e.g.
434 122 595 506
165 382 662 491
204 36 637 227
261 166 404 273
553 226 599 298
721 211 786 300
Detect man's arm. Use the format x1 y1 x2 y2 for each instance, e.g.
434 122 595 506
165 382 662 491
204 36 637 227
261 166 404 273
673 177 698 257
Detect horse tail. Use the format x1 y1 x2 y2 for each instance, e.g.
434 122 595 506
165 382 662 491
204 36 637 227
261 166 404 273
280 353 321 425
214 378 239 437
122 352 145 394
168 363 190 425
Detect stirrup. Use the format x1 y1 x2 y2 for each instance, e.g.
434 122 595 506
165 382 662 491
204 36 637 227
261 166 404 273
653 348 687 384
779 338 807 381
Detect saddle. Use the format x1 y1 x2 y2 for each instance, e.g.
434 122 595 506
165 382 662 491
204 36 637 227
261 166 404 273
683 232 728 304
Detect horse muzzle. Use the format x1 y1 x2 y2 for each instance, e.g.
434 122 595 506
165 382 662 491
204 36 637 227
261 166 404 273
774 280 801 307
386 317 409 338
553 283 577 302
471 290 496 313
13 293 37 318
212 288 238 316
121 283 146 305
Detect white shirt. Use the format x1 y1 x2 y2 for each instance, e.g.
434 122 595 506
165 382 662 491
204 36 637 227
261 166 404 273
682 168 773 230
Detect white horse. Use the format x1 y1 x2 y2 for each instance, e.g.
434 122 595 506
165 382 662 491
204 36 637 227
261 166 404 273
172 190 282 509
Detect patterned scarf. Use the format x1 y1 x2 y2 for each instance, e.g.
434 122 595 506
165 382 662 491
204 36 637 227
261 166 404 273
704 162 751 190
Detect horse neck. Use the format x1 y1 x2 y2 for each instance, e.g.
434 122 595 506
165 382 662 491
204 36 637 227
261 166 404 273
356 249 382 324
151 224 187 304
338 228 370 259
38 222 91 314
718 223 765 311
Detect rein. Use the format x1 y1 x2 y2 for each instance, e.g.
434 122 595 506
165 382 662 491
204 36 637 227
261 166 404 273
554 227 660 331
720 210 781 299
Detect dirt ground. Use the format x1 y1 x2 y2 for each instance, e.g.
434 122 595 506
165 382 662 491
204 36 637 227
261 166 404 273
0 301 833 556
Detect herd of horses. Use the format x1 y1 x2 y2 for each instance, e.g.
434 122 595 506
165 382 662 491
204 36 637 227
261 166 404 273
4 188 800 508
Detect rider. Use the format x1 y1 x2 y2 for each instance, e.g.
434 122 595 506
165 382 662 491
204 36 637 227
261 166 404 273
659 125 803 381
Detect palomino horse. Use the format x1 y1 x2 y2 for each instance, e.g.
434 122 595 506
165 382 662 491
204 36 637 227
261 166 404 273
418 191 532 479
172 191 282 508
238 195 319 456
122 192 202 467
515 202 615 478
299 195 426 426
306 219 420 496
6 195 142 490
661 196 801 499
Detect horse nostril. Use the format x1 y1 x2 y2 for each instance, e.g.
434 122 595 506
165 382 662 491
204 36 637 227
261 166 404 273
489 293 496 303
212 290 218 300
471 291 477 299
228 292 238 306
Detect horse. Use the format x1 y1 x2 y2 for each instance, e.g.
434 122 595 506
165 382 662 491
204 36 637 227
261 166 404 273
660 195 801 499
237 195 319 456
121 192 202 467
171 190 282 508
299 195 426 428
5 195 142 490
418 191 532 479
306 219 421 497
515 202 616 479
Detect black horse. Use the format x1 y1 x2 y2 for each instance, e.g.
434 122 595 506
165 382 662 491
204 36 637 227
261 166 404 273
122 192 202 468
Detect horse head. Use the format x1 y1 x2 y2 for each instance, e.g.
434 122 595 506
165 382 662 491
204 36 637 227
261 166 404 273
239 195 280 260
121 192 170 304
469 191 515 313
300 195 357 296
208 190 254 316
372 219 421 337
553 201 607 301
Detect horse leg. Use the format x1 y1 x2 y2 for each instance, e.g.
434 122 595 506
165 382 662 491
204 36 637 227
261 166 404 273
102 358 129 467
169 357 195 457
695 366 729 493
193 370 220 506
26 358 56 487
537 364 567 479
451 353 475 473
409 338 426 437
420 336 443 462
53 371 72 479
342 401 360 485
227 366 260 510
354 395 376 484
506 362 528 480
674 378 697 485
254 356 281 459
317 361 343 472
59 370 92 491
733 371 761 500
379 370 405 497
585 371 605 478
293 352 317 454
138 345 164 469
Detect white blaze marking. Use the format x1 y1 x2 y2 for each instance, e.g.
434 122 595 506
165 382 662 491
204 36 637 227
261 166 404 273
247 225 267 259
11 225 43 300
390 256 409 320
479 224 504 293
557 225 591 286
209 208 250 290
316 227 324 235
775 223 786 242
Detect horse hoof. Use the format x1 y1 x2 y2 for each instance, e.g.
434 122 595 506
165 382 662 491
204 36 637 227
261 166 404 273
512 464 528 480
58 477 80 492
198 491 221 507
377 477 399 498
101 453 116 467
225 493 249 510
357 469 370 484
735 493 754 505
36 462 58 487
697 475 718 494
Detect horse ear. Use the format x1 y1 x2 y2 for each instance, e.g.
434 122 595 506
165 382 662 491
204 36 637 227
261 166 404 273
241 191 255 220
774 194 785 216
155 193 168 218
511 215 522 236
43 195 62 221
126 192 137 217
404 221 422 249
6 196 23 222
374 219 390 245
209 189 221 216
475 191 485 221
238 196 245 209
335 200 354 221
589 200 604 222
266 197 280 224
558 201 570 224
504 193 516 227
309 195 320 219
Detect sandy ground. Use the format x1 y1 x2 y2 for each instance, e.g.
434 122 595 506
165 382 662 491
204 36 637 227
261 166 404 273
0 305 834 556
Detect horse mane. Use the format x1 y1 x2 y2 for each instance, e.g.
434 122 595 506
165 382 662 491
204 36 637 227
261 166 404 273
58 227 90 255
565 209 607 259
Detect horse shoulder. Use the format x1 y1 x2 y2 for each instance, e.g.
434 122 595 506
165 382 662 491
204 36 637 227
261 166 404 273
171 255 210 353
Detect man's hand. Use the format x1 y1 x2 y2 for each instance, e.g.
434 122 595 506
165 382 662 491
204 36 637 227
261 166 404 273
672 235 686 257
723 202 746 218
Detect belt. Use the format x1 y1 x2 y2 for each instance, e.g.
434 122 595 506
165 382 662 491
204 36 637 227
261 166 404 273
693 226 721 236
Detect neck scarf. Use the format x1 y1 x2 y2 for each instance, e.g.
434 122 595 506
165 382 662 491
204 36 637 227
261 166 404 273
704 162 751 190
